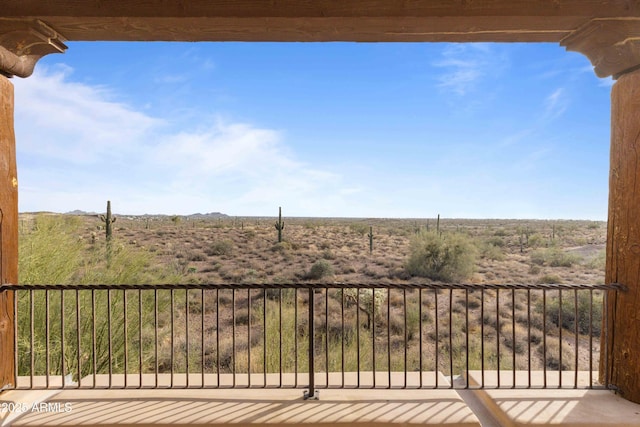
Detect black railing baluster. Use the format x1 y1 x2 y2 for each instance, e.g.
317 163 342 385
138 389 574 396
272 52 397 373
247 289 251 388
434 288 438 389
201 289 205 389
76 289 81 389
574 289 579 389
559 290 563 388
307 287 315 399
8 282 620 393
186 288 190 389
61 290 65 388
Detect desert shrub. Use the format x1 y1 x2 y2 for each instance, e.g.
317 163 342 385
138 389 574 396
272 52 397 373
271 241 292 252
322 249 336 260
537 274 563 284
243 230 256 239
527 233 546 248
306 260 334 280
501 324 526 354
405 231 477 282
188 251 207 262
480 241 505 261
585 249 606 270
531 248 580 267
349 223 370 236
530 250 546 266
538 339 573 370
528 265 541 275
19 215 83 285
17 214 181 378
206 239 233 256
543 291 603 336
529 329 543 345
485 236 506 247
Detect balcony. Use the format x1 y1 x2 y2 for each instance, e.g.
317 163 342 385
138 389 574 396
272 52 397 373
1 282 638 426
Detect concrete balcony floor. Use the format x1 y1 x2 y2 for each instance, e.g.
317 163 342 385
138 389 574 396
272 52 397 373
0 372 638 426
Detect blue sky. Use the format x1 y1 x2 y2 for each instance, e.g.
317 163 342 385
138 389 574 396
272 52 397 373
13 42 612 219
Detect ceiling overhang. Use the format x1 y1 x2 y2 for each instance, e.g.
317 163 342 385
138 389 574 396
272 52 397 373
0 0 639 78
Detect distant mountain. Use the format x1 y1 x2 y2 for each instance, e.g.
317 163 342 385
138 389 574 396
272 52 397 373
65 210 99 216
186 212 229 219
60 210 228 218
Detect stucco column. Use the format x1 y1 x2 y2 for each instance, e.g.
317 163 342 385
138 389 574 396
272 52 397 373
601 68 640 403
0 75 17 389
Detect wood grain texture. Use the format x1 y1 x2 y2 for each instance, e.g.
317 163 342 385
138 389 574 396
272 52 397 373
1 1 640 77
561 18 640 78
2 0 640 18
40 16 585 43
601 68 640 403
0 76 16 389
0 0 638 44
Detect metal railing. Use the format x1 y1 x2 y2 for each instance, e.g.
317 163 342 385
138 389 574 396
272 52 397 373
4 282 622 398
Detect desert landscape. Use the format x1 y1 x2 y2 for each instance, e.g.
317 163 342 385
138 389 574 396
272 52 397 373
16 210 607 383
58 212 606 286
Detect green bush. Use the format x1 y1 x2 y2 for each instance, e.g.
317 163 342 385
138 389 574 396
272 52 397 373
537 274 563 284
485 236 505 247
480 240 505 261
530 248 580 267
17 214 182 379
405 231 476 282
306 259 333 280
349 223 370 236
527 233 546 248
19 215 83 284
585 249 606 270
543 291 603 336
206 239 234 256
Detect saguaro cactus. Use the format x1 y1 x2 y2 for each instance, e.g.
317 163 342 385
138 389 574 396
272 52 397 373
99 200 116 241
274 206 285 242
367 226 374 254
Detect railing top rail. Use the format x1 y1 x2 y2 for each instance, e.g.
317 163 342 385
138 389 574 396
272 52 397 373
0 282 625 291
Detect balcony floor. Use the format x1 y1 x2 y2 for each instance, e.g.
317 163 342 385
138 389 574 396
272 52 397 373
1 372 639 426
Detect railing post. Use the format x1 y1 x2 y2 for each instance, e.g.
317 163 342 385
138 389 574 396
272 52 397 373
0 75 17 389
305 287 316 399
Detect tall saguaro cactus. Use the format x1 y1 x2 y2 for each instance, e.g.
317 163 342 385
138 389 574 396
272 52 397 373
274 206 285 243
367 226 374 254
100 200 116 241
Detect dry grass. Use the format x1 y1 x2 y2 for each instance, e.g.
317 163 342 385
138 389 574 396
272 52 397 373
57 215 605 287
19 213 606 378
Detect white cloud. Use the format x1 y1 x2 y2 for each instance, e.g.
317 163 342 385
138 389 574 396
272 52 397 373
543 88 569 121
433 43 502 96
14 66 160 164
154 74 189 84
598 77 615 88
12 66 355 216
154 121 294 178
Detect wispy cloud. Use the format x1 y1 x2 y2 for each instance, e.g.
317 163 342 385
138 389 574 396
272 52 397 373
542 88 569 121
14 65 160 164
153 74 189 84
433 43 503 96
598 77 615 88
13 66 348 215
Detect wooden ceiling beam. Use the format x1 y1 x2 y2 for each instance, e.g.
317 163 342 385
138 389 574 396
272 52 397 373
0 1 639 78
2 0 639 19
23 16 586 43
